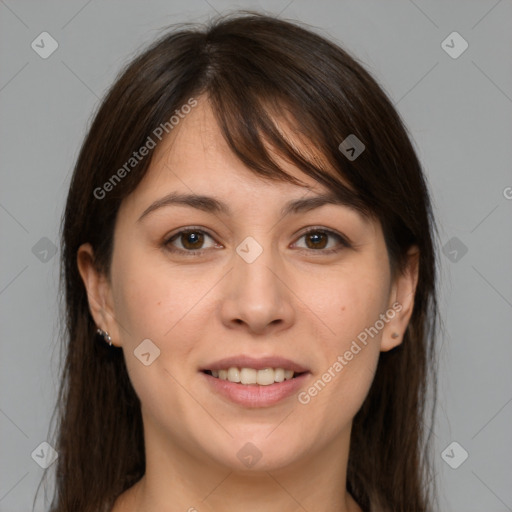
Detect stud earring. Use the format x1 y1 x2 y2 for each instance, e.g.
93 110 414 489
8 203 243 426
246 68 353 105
97 328 112 346
391 332 399 339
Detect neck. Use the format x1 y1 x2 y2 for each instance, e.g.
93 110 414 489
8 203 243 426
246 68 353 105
114 418 362 512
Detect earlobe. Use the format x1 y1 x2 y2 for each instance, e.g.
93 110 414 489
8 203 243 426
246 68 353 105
381 246 420 352
77 243 119 345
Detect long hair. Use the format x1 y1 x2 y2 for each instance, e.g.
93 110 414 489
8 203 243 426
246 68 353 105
39 11 439 512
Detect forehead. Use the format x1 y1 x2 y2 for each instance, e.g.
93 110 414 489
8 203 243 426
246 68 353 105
118 96 374 230
127 98 330 205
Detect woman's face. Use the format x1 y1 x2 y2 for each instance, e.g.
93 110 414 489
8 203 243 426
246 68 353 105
79 96 417 474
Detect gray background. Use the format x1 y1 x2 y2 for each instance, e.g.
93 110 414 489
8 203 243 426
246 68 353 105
1 1 511 511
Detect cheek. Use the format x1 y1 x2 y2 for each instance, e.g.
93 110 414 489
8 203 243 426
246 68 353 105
110 253 206 423
111 247 206 342
298 262 389 419
318 260 391 351
110 248 222 398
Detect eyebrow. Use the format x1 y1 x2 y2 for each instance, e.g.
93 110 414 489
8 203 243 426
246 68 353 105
137 190 369 222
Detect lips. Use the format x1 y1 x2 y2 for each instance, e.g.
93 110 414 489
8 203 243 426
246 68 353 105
199 355 311 407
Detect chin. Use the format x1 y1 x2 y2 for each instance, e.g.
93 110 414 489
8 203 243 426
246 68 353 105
203 430 307 472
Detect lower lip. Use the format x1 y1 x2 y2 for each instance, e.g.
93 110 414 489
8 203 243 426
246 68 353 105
201 372 310 407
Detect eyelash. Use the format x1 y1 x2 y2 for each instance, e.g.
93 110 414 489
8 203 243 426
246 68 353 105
163 226 351 256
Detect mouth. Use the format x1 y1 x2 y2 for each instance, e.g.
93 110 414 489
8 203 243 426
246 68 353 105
199 355 310 407
201 367 308 386
201 368 310 407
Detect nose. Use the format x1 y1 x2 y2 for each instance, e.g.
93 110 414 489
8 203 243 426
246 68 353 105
219 241 295 335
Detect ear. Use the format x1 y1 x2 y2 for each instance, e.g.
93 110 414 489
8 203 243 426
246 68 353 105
77 243 120 346
381 245 420 352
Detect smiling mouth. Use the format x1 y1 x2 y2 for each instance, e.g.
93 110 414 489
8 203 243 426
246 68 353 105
202 367 307 385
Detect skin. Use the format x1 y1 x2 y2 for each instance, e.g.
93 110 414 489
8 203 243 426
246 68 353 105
78 96 419 512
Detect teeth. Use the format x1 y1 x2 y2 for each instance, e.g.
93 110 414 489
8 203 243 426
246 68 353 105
274 368 285 383
209 367 297 385
240 368 257 385
227 367 241 382
256 368 274 386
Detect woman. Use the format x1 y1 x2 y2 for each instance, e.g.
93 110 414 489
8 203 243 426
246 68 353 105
43 11 439 512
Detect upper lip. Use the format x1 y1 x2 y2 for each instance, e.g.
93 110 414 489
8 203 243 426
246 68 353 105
201 355 309 373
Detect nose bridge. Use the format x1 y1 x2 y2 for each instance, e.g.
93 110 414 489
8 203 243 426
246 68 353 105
234 233 283 298
220 233 294 332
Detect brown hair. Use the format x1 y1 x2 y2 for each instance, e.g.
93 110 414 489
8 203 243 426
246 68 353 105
38 11 439 512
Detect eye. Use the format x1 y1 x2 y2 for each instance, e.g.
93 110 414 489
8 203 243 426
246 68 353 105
292 227 350 254
164 228 221 255
164 226 350 256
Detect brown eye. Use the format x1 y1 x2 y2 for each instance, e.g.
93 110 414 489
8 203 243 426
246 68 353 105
304 231 329 250
294 228 350 254
178 230 205 250
165 228 219 254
